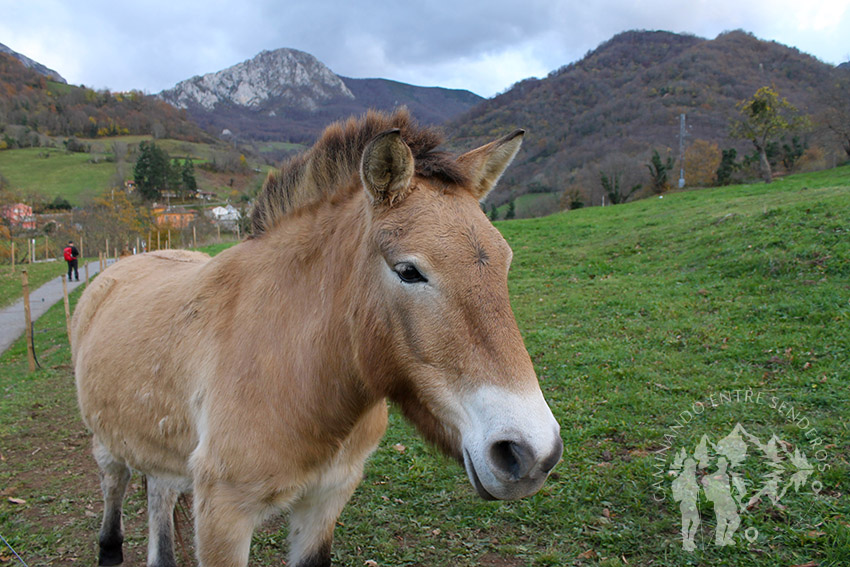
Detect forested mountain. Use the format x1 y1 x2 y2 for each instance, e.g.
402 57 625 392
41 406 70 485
448 30 849 206
158 48 482 142
0 53 212 147
0 42 66 83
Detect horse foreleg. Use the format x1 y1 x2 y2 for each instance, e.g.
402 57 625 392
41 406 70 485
93 439 131 566
193 479 258 567
146 475 181 567
287 401 387 567
287 460 365 567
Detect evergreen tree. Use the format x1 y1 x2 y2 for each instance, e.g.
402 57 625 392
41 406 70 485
780 136 807 171
505 200 516 220
488 203 499 221
168 158 182 198
716 148 738 186
646 149 675 193
133 141 170 201
181 159 198 197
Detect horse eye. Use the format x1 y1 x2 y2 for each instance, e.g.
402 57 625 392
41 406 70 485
394 262 427 284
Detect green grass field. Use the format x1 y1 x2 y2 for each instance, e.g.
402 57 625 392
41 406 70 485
493 192 561 220
255 140 308 153
0 147 116 203
0 167 848 566
0 135 262 205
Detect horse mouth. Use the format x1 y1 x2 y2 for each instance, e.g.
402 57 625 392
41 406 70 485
464 449 497 501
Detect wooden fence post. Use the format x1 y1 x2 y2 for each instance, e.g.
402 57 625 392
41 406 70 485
62 274 72 342
85 262 90 283
10 241 14 273
22 270 35 372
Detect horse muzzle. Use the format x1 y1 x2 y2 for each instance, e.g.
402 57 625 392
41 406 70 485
459 387 563 500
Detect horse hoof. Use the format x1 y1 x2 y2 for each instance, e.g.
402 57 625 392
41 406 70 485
98 545 123 566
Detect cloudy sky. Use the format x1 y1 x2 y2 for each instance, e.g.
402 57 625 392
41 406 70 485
2 0 849 98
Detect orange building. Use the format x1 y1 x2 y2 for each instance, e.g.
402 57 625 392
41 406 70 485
152 206 197 228
1 203 36 230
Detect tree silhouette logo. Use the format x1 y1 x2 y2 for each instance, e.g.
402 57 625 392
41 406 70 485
668 423 820 551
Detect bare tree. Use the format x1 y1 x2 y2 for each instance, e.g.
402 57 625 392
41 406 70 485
597 153 645 205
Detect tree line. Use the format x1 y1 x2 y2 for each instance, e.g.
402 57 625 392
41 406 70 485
549 84 832 212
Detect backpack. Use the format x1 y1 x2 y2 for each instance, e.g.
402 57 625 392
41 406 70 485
63 247 74 261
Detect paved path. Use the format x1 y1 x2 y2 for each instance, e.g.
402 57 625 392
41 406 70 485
0 260 114 354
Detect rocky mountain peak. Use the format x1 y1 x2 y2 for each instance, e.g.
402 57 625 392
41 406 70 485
159 47 353 112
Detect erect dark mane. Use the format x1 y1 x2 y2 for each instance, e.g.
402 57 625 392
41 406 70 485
250 108 469 236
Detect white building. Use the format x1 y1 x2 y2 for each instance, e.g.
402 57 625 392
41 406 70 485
208 204 241 229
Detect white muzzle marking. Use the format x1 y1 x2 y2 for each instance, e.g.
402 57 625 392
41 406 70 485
458 386 562 500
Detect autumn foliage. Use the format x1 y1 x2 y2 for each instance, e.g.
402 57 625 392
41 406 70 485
0 53 211 146
684 139 722 187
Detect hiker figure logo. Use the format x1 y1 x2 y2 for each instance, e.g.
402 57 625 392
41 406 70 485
669 423 820 551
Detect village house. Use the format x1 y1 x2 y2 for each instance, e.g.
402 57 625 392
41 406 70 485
207 203 241 229
151 205 197 228
1 203 37 230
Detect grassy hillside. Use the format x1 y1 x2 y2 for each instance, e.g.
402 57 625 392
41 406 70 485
0 135 269 205
491 192 561 220
0 167 847 566
0 147 115 202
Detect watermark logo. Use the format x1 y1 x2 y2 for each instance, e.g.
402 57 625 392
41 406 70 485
652 389 832 551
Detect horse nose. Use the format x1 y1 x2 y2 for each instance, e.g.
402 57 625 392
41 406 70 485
541 436 564 474
488 436 563 481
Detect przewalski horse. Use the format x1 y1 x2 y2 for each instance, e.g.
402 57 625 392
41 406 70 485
72 109 562 567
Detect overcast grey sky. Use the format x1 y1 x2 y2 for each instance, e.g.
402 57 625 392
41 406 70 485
1 0 848 98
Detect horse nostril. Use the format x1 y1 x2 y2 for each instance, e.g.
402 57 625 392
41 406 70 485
489 440 533 480
541 436 564 474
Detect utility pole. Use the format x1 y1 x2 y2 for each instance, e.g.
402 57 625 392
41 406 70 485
678 113 687 189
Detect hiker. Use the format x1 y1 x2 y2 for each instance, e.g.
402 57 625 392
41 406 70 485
64 240 80 282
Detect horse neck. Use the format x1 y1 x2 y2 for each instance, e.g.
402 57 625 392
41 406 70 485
256 188 376 388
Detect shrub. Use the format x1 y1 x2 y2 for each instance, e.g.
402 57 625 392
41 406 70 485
684 139 722 187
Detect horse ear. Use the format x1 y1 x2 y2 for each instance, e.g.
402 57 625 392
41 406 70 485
457 130 524 200
360 129 415 207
